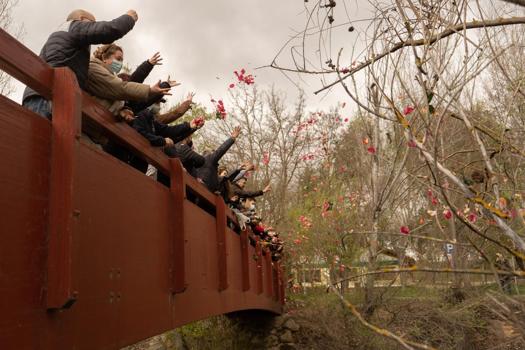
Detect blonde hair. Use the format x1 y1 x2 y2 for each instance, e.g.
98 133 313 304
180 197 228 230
94 43 123 61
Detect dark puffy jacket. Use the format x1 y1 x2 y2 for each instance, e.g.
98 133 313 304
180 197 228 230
165 143 206 174
22 15 135 102
232 182 264 199
132 109 195 147
126 74 165 114
219 168 241 202
193 138 236 193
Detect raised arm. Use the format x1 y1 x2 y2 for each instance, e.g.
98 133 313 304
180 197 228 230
156 92 194 124
69 12 137 46
210 126 240 164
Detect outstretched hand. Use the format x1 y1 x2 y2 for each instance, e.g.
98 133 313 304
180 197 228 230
191 116 205 129
126 10 138 22
231 126 241 139
151 80 172 96
118 108 135 123
185 92 195 103
148 52 163 65
240 161 255 171
166 75 181 88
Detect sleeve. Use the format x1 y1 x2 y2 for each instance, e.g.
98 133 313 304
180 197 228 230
211 137 235 164
159 122 196 144
132 114 166 147
69 15 135 46
129 60 154 83
156 100 192 124
227 168 242 181
233 187 264 198
88 63 150 101
126 92 163 114
179 145 206 168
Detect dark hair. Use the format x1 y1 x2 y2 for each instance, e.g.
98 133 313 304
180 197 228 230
94 43 123 61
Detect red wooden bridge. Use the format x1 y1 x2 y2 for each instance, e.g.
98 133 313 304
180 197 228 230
0 29 284 349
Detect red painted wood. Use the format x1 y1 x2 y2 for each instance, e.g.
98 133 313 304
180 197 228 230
264 250 273 298
279 263 285 305
170 159 187 293
215 197 228 291
256 239 263 295
273 264 279 301
46 67 82 309
240 230 250 291
0 32 284 350
0 29 54 99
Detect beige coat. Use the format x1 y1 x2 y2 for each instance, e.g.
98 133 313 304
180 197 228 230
86 57 151 114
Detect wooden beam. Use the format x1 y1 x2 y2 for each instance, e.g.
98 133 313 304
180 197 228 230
46 67 81 309
240 229 250 291
170 159 187 293
0 29 53 100
215 197 228 291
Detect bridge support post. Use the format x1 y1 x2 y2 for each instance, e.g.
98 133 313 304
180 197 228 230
240 229 250 291
215 197 228 291
170 159 187 293
264 250 273 298
256 239 263 295
46 67 81 310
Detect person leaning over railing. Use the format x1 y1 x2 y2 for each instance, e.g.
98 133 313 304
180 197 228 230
164 135 206 176
231 172 271 199
193 126 242 193
84 43 171 145
22 9 139 119
128 97 205 174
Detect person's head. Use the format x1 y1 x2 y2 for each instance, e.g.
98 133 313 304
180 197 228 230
66 9 96 23
218 165 228 177
241 197 256 211
94 43 124 74
236 177 248 189
148 101 162 115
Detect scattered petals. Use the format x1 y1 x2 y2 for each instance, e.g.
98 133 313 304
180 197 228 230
404 106 415 115
263 152 270 165
229 83 235 88
234 68 255 85
400 226 410 235
408 140 417 148
443 209 452 220
367 146 376 154
468 213 478 223
211 98 227 119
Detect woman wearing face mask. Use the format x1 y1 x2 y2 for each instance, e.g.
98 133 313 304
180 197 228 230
86 43 171 116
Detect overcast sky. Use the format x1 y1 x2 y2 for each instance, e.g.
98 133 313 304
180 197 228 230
9 0 372 113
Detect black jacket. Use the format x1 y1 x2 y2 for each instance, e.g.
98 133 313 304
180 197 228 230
125 60 158 113
165 143 206 174
232 182 264 199
132 109 195 147
193 138 236 193
219 168 241 202
23 15 135 102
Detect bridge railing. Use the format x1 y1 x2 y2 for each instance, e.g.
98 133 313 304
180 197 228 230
0 28 284 311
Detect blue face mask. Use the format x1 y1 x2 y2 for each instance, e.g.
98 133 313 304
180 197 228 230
110 60 123 74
